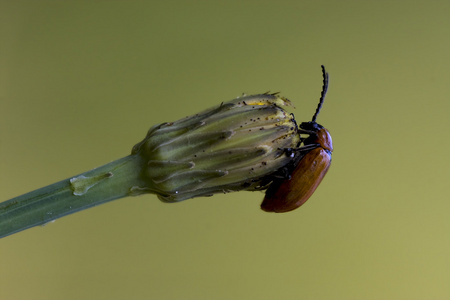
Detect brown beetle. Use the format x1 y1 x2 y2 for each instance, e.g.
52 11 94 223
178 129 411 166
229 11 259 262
261 65 333 213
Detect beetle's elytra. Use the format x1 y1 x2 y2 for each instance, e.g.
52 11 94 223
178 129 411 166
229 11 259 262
261 65 333 213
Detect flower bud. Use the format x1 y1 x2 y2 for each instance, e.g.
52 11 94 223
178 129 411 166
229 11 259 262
131 94 301 202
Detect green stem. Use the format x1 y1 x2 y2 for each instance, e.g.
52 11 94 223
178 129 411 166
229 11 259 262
0 154 147 238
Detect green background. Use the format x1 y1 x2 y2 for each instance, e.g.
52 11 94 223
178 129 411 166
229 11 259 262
1 1 449 299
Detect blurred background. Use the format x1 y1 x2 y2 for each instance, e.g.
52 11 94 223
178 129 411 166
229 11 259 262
1 1 449 299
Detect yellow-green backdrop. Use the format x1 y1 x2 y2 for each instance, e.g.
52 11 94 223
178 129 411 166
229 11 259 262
1 1 449 299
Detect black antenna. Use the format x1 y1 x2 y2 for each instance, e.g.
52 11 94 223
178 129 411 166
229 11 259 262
311 65 329 123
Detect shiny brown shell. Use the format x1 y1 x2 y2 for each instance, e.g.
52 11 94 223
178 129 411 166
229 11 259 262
261 128 332 213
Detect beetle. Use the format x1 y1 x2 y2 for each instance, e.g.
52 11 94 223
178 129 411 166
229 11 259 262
261 65 333 213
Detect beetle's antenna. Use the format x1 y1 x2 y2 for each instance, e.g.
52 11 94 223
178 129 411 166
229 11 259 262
311 65 329 123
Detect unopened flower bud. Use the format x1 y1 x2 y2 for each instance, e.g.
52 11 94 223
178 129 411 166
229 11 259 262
131 94 301 202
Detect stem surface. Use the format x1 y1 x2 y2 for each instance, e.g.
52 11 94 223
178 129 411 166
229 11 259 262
0 155 146 238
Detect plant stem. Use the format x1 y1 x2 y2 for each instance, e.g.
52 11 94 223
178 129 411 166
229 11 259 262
0 154 147 238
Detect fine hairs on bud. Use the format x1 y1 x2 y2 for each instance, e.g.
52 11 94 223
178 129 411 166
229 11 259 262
131 94 301 202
